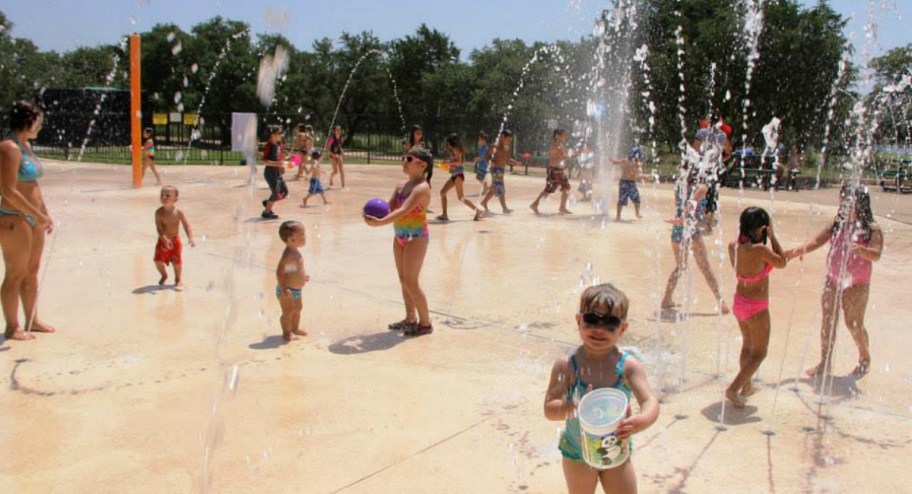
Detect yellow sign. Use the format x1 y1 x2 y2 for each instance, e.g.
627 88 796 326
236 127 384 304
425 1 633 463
152 113 168 125
183 113 199 125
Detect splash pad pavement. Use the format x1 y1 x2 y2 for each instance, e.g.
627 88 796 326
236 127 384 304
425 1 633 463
2 160 910 493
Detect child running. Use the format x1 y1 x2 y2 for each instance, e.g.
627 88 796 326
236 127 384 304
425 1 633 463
785 185 883 377
363 145 434 337
276 220 309 342
473 131 491 198
544 283 660 494
480 129 520 214
660 164 730 314
154 185 196 290
530 128 574 215
292 124 315 181
301 149 329 206
436 133 483 221
142 127 162 186
261 126 288 219
610 146 647 221
725 207 787 407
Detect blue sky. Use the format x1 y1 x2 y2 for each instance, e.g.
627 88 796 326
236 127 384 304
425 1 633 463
4 0 909 61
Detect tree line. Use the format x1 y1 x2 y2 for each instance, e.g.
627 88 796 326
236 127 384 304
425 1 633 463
0 1 908 159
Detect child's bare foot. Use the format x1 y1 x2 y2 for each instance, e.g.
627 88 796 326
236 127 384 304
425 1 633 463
805 362 828 377
636 214 644 219
740 381 756 397
291 328 308 336
174 280 184 292
615 216 622 221
660 300 677 309
282 331 300 342
158 275 168 286
559 208 573 215
4 328 35 341
725 387 746 408
529 204 539 214
719 302 731 315
503 208 513 214
851 359 870 377
29 320 57 334
473 210 484 221
435 215 449 221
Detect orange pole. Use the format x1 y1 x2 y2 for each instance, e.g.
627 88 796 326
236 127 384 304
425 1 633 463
130 33 142 188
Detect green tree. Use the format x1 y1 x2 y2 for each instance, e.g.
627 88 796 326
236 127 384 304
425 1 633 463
868 44 911 147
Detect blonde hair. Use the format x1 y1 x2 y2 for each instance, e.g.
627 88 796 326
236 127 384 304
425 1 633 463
579 283 629 318
278 220 304 242
161 185 179 197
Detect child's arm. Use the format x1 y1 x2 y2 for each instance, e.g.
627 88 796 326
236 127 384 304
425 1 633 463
365 183 430 226
615 358 659 439
610 158 626 165
727 241 737 269
543 357 576 421
852 225 884 261
785 225 831 260
179 210 196 247
762 225 787 268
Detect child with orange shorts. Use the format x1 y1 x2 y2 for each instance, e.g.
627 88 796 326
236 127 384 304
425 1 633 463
154 185 196 290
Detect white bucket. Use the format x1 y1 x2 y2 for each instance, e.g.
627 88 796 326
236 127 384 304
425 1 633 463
577 387 630 470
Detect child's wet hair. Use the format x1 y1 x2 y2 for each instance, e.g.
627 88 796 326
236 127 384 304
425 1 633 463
579 283 629 319
268 125 283 137
161 185 179 197
297 123 306 132
552 128 567 140
445 133 465 154
9 100 43 131
500 129 513 138
143 127 153 134
738 207 770 244
834 183 875 234
407 145 434 183
310 149 323 160
279 220 304 242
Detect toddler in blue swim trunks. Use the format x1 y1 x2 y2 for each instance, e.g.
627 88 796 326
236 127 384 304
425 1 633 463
276 220 309 342
544 283 660 493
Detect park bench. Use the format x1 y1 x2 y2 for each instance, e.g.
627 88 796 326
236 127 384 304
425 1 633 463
879 159 912 193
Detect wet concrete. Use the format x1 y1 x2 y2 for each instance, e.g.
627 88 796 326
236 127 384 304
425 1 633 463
1 160 910 493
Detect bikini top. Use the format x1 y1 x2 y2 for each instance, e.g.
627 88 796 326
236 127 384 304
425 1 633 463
566 350 633 403
736 263 773 284
5 136 43 182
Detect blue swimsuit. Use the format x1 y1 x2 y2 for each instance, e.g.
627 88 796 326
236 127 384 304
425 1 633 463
558 350 633 462
0 136 43 227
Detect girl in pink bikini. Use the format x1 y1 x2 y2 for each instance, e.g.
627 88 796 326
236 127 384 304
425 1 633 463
363 145 433 337
726 207 787 408
786 186 883 377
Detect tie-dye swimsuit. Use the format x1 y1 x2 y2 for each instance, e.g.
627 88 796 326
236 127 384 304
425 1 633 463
392 187 429 247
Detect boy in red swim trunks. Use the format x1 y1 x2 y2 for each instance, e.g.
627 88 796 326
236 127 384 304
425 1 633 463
154 185 196 290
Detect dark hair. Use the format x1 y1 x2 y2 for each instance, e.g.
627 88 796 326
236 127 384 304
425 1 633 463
143 127 153 134
268 126 283 136
408 145 434 183
297 123 306 132
310 149 323 160
408 124 424 148
9 101 43 132
579 283 629 319
834 184 875 236
279 220 304 242
445 133 465 155
500 129 513 138
478 131 488 142
738 207 770 244
305 124 313 133
552 128 566 140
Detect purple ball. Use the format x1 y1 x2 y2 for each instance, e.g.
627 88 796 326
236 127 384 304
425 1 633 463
363 198 390 219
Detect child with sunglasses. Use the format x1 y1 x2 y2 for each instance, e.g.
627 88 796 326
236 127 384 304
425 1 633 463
363 145 434 337
544 283 660 494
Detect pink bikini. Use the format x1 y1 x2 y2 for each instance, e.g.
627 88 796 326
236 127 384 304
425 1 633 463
827 228 872 287
732 263 773 322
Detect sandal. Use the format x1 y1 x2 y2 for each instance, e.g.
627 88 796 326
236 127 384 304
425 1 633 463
403 324 433 337
388 319 416 331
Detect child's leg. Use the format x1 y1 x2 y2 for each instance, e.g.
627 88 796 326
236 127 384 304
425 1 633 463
597 458 638 494
808 281 840 376
401 239 430 326
634 200 642 218
616 202 624 220
561 458 599 494
661 241 685 308
529 189 548 213
278 295 297 341
454 178 482 218
302 193 312 206
173 262 183 290
726 312 771 407
0 217 34 340
841 283 871 375
559 189 571 214
155 261 168 285
438 180 454 219
338 159 346 188
499 193 512 214
393 241 417 322
320 192 329 204
291 298 306 336
692 238 729 314
329 159 338 187
480 187 494 210
150 162 162 185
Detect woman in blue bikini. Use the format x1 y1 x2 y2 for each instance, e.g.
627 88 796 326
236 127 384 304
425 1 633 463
0 101 54 341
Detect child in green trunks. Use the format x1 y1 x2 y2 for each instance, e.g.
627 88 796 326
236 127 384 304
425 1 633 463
544 283 660 494
276 220 309 342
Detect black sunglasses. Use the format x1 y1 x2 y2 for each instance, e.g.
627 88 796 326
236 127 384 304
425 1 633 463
581 312 623 330
402 155 425 163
